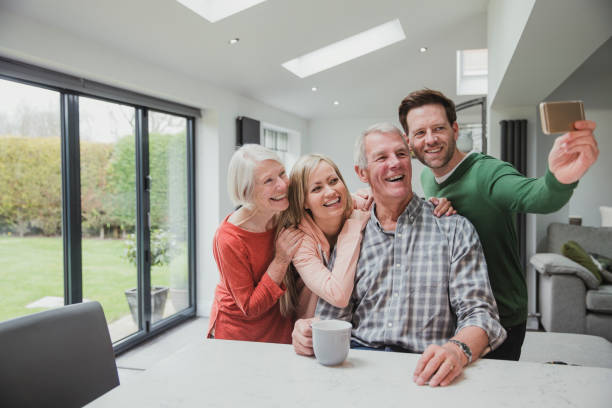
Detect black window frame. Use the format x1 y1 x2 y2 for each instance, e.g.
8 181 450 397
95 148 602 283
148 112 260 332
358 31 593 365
0 57 199 354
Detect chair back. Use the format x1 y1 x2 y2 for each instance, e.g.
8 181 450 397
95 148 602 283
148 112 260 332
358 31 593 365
0 301 119 407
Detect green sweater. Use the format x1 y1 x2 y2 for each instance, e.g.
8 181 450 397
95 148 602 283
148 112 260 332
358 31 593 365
421 153 577 327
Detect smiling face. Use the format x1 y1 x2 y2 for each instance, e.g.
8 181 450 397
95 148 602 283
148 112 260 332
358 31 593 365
304 161 349 225
356 130 412 206
250 159 289 215
406 103 460 176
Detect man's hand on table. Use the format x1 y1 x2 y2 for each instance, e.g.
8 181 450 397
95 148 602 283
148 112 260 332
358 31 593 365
292 317 318 356
413 342 467 387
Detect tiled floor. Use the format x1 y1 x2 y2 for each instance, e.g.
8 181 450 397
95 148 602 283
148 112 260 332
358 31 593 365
115 316 209 384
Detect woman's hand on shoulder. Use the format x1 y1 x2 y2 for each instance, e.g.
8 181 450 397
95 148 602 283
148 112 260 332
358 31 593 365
349 208 371 230
275 228 304 264
351 188 373 211
429 197 457 217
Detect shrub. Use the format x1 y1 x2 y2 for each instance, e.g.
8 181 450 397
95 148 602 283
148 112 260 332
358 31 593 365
124 229 176 266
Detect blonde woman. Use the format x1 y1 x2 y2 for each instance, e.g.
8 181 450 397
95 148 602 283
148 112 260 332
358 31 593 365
278 154 370 319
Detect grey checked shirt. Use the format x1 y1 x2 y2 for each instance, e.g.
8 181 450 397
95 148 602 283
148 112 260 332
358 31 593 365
316 195 506 352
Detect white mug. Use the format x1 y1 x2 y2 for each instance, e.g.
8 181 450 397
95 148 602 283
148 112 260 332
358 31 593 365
312 319 352 366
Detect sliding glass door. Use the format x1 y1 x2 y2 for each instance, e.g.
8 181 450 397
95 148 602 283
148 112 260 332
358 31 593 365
0 79 63 323
148 111 190 319
0 58 197 353
79 97 139 342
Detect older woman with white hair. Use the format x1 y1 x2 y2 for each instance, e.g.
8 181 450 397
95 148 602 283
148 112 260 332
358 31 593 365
207 144 303 343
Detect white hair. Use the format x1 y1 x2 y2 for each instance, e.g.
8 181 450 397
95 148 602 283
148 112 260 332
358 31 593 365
227 144 283 208
354 122 404 169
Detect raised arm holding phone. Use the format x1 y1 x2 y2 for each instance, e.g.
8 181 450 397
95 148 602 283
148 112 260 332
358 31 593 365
399 89 599 361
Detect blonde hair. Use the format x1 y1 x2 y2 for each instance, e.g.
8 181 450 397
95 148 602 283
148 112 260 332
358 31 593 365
278 154 353 317
227 144 283 208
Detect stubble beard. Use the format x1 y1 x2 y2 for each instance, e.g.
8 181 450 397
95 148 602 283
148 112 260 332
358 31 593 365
412 138 456 170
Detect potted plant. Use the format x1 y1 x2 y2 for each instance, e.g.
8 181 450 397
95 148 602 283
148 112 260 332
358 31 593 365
124 286 169 324
123 229 173 324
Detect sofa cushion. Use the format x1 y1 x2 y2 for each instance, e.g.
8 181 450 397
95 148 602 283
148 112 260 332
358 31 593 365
562 241 603 283
586 285 612 314
591 253 612 283
531 253 600 289
602 269 612 284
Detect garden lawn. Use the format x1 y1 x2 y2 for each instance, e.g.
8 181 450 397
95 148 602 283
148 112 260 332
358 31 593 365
0 236 170 323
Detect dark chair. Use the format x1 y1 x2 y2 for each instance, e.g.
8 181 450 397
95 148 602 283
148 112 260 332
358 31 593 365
0 301 120 407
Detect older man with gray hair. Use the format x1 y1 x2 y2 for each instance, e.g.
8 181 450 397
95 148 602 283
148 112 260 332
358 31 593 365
292 123 505 387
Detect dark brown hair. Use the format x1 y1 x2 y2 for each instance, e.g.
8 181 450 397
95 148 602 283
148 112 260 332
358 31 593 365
398 89 457 134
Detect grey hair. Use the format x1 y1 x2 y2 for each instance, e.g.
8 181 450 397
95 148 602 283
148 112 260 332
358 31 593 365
353 122 405 169
227 144 283 208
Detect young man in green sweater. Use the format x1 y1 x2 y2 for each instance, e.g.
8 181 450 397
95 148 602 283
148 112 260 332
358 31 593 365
398 89 599 360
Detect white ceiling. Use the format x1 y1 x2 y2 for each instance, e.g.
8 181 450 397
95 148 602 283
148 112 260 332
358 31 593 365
2 0 489 119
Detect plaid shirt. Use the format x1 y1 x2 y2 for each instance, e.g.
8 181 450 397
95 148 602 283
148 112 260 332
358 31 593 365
316 195 506 352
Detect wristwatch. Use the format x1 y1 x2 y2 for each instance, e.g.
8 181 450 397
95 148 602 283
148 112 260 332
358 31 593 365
448 339 472 365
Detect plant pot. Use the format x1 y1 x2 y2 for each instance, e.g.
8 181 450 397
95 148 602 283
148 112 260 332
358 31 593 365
124 286 169 325
169 288 189 312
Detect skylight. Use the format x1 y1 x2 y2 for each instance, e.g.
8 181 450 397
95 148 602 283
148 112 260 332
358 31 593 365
176 0 267 23
456 49 488 95
282 19 406 78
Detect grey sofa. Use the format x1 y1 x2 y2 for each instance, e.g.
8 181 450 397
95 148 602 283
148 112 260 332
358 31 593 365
530 223 612 342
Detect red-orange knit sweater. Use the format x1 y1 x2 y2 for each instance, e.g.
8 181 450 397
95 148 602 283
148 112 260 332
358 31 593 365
207 215 293 343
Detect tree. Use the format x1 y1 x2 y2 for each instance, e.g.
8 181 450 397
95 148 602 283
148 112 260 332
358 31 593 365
106 132 187 237
106 135 137 232
0 136 62 236
80 141 116 236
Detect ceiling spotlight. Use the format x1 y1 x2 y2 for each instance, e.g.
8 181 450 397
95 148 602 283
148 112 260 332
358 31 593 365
311 87 318 92
229 38 240 45
333 101 340 106
419 47 428 53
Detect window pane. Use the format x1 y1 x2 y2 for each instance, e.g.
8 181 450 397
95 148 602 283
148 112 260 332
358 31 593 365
460 49 488 76
0 79 63 322
456 49 488 95
276 132 288 152
263 128 276 149
79 96 138 342
456 103 484 153
149 111 189 318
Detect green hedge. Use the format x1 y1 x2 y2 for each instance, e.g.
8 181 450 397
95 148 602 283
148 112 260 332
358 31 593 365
0 133 187 237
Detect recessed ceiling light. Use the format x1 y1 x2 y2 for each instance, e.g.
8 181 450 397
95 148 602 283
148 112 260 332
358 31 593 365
419 47 428 53
229 38 240 45
311 87 318 92
333 101 340 106
176 0 267 23
282 19 406 78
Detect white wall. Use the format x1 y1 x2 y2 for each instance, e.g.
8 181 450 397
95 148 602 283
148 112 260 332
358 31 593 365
0 10 309 316
486 0 536 117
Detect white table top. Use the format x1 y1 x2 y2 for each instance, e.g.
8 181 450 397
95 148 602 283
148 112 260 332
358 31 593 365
520 332 612 368
90 339 612 407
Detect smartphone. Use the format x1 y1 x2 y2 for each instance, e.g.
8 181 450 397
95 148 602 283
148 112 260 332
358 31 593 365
539 101 585 135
